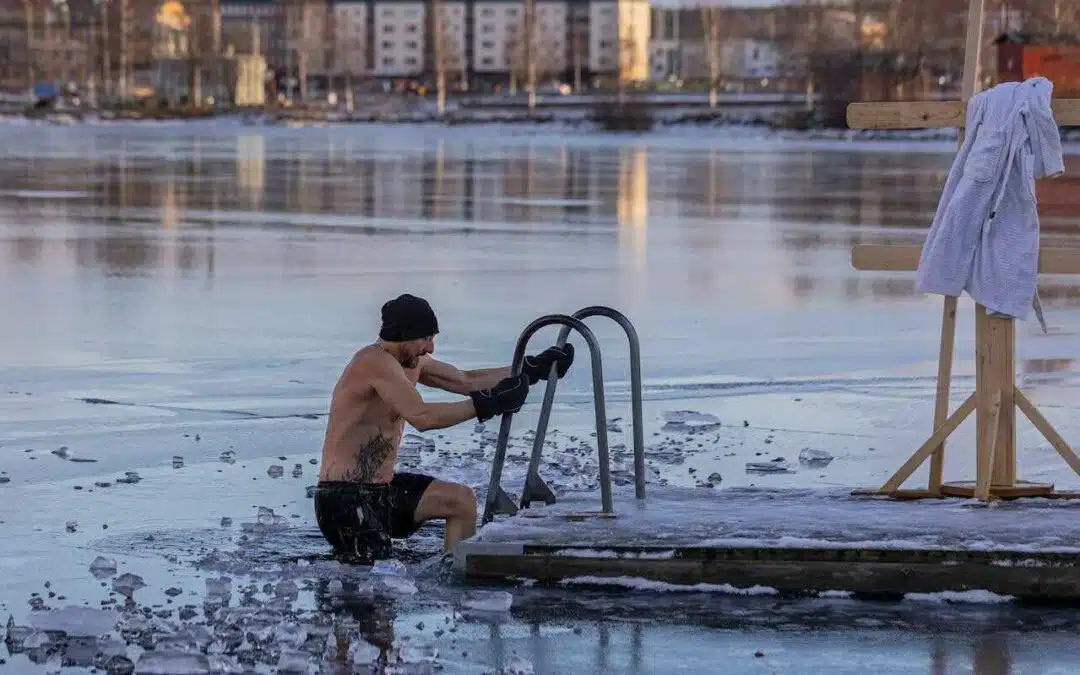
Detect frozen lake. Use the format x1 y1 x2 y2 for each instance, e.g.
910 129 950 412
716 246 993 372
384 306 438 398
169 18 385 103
3 120 1080 673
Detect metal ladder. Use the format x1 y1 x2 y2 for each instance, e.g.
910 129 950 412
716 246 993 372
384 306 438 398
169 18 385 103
481 306 645 525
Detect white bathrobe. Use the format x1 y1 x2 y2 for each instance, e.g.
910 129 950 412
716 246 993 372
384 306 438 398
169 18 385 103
915 77 1064 327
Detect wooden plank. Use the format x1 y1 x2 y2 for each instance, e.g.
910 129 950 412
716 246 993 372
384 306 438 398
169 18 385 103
847 99 1080 129
852 244 1080 274
460 547 1080 600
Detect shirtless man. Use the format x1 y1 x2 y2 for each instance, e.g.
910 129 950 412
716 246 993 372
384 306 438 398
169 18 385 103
314 293 574 563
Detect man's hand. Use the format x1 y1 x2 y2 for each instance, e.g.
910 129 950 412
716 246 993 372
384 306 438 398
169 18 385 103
520 343 575 385
470 374 530 422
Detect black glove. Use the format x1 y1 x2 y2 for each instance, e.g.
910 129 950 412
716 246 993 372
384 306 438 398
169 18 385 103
470 373 530 422
520 343 575 385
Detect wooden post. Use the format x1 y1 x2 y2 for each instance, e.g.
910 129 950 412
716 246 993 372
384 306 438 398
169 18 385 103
842 0 1080 502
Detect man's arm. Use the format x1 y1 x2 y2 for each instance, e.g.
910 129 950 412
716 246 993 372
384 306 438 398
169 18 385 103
367 354 477 431
419 357 510 395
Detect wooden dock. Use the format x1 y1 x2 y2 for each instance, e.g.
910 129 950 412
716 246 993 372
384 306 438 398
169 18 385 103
454 487 1080 601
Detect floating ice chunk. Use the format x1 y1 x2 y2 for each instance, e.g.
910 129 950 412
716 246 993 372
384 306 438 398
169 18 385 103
115 471 141 484
205 654 244 674
205 577 231 600
660 410 722 433
327 579 344 595
27 606 119 637
276 650 311 674
461 590 513 613
372 559 408 576
134 650 211 674
5 615 33 645
275 622 308 649
396 638 438 664
45 651 63 674
267 465 284 478
348 638 381 666
292 464 303 478
66 520 78 533
798 448 834 467
0 476 10 484
90 556 118 577
745 461 793 474
172 456 184 469
112 573 146 597
103 655 135 675
257 507 275 525
503 656 536 675
23 630 53 649
399 434 435 460
274 579 299 600
219 451 236 464
377 576 417 596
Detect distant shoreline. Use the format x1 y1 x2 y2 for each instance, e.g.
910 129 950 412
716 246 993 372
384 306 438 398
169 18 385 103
3 110 1080 150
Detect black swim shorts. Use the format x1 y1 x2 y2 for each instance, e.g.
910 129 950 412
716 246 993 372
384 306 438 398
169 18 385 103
313 472 436 562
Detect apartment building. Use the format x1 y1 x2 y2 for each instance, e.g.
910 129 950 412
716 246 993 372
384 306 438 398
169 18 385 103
221 0 287 67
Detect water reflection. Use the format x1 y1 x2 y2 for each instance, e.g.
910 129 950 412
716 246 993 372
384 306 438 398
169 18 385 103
1 128 1079 307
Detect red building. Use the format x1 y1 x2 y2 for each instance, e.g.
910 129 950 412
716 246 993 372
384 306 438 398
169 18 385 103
995 32 1080 97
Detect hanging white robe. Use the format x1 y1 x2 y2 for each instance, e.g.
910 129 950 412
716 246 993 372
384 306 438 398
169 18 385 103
914 77 1064 327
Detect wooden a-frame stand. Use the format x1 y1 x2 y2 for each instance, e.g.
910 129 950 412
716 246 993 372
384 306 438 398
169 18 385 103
848 0 1080 502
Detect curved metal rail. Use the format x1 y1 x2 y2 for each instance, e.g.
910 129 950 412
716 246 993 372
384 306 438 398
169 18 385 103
521 306 645 509
481 314 611 525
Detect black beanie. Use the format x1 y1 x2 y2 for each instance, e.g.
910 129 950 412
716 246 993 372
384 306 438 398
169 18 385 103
379 294 439 342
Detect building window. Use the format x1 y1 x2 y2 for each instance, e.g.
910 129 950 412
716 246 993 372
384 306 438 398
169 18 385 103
405 56 418 65
382 40 393 49
481 24 494 33
383 57 394 65
482 40 494 49
405 40 418 49
382 24 395 33
480 7 494 17
482 56 494 65
406 24 418 33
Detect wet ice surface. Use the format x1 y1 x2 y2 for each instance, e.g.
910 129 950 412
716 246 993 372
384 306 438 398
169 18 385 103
3 123 1080 671
474 486 1080 551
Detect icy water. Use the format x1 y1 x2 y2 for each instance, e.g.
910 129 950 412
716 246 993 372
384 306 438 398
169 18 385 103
3 121 1080 673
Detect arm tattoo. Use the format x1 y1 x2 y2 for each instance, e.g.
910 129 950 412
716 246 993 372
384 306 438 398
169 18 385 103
340 435 397 483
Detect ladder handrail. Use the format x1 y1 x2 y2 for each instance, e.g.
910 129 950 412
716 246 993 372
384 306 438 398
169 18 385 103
525 306 645 506
482 313 611 525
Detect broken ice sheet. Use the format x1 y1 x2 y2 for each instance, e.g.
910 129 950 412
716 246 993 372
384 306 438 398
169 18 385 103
399 433 435 460
460 590 513 613
111 572 146 598
134 650 211 674
798 447 835 467
660 410 722 433
27 606 119 637
746 458 793 474
503 656 536 675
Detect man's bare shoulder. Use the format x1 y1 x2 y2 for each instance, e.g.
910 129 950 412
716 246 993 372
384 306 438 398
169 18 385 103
338 345 396 387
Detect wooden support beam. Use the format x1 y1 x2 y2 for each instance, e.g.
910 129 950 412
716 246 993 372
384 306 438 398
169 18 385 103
852 244 1080 275
1016 389 1080 478
879 393 977 493
847 99 1080 130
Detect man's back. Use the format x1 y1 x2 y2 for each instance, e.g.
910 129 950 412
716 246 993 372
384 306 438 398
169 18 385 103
318 345 417 484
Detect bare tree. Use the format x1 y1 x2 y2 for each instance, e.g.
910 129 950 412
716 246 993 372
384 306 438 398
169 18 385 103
700 7 722 108
507 14 561 111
